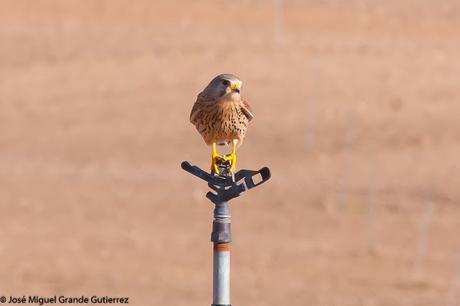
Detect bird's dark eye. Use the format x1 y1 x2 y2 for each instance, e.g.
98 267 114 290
222 80 230 86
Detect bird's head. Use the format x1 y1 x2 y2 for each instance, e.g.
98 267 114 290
202 74 242 100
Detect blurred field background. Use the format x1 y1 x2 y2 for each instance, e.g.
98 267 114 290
1 1 460 305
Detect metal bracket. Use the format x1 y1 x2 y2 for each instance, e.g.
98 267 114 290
181 161 271 205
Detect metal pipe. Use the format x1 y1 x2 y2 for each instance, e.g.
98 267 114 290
213 243 230 306
211 201 231 306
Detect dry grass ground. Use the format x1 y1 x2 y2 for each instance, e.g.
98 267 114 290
1 1 460 305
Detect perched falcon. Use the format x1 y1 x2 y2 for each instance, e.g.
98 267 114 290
190 74 254 174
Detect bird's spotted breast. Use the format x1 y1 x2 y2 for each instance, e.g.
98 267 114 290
192 100 249 145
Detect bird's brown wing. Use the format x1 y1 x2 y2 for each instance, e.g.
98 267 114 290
241 99 254 121
190 92 208 124
189 100 201 124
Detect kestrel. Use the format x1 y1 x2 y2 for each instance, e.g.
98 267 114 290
190 74 254 174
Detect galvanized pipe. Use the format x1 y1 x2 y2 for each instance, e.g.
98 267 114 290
213 243 230 305
211 201 231 306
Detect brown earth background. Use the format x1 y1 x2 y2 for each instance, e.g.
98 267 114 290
1 1 460 305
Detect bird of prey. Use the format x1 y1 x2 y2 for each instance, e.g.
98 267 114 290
190 74 254 174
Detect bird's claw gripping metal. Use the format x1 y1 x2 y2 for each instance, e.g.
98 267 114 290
211 152 224 175
212 142 237 174
212 154 236 176
181 161 271 205
223 152 236 173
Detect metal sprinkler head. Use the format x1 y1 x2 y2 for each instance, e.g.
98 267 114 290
181 160 271 306
181 161 271 204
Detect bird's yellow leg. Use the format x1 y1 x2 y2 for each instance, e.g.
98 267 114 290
224 140 237 173
211 142 223 173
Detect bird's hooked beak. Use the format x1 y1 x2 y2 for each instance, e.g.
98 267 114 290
231 83 241 94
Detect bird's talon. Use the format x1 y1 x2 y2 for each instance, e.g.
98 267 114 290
211 141 237 175
211 156 221 174
223 153 237 173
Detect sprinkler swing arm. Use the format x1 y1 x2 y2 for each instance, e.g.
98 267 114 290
181 161 271 204
181 160 271 306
